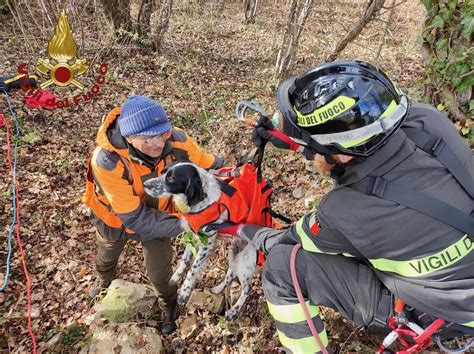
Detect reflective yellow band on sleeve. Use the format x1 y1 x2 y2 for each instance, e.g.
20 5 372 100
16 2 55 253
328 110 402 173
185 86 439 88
295 217 339 255
463 321 474 328
369 235 472 277
267 300 320 324
277 329 329 353
295 217 324 253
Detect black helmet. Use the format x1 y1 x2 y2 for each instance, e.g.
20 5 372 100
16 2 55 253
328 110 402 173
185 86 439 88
276 60 409 157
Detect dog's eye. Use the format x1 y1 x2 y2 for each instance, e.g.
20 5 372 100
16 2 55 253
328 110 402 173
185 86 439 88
166 171 174 183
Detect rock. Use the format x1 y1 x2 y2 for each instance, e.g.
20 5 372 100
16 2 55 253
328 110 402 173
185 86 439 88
8 304 41 320
170 337 186 353
188 289 224 314
180 313 198 338
80 323 162 353
292 187 304 199
93 279 159 323
31 304 41 319
46 332 64 352
305 160 316 172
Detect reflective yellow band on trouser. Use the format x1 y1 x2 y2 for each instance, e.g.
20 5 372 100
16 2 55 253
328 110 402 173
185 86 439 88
369 234 472 277
267 300 320 324
277 329 329 353
463 321 474 327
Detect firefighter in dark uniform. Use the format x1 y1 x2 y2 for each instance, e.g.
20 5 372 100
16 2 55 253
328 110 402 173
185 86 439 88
238 61 473 352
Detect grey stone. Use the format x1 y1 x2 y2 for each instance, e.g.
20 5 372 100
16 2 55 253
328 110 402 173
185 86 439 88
93 279 159 323
188 289 224 314
80 323 162 353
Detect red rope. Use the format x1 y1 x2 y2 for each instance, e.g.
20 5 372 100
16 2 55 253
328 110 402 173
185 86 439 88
1 113 37 353
290 243 329 354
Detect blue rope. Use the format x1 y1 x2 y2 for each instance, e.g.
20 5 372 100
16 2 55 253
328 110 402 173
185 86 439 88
0 90 19 292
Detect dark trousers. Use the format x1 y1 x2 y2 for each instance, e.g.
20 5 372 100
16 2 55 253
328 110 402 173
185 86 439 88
262 244 392 353
95 232 177 309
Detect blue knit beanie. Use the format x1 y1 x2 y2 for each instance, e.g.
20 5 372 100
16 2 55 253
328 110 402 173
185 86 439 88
118 95 171 137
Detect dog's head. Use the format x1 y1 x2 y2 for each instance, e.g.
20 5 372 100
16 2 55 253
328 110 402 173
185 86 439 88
144 162 221 213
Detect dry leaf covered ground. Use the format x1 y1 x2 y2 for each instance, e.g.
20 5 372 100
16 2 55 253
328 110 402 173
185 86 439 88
0 0 425 352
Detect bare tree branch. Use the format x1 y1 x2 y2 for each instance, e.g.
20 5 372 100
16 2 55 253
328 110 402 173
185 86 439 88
326 0 385 61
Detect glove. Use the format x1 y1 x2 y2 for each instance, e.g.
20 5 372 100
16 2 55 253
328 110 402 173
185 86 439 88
252 127 301 151
239 224 282 255
216 223 242 236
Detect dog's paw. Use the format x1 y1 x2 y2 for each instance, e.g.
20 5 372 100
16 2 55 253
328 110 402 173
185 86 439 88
169 274 180 286
224 308 240 322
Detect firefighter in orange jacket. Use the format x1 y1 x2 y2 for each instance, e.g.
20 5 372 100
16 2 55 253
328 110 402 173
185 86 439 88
83 95 224 335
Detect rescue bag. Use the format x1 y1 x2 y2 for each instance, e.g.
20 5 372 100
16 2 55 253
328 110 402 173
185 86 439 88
184 161 288 234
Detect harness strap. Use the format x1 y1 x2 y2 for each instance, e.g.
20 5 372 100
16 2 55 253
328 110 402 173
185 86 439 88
216 179 237 197
351 176 474 236
268 208 292 224
404 128 473 198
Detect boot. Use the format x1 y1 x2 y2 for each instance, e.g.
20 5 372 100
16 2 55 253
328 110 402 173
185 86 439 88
88 275 112 298
160 302 178 336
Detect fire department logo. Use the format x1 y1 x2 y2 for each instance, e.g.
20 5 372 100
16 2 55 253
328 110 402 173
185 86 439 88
36 10 88 89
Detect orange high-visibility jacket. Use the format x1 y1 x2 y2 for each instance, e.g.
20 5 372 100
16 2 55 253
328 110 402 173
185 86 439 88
83 107 223 241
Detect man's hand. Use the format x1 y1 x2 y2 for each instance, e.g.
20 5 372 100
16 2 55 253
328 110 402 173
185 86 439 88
251 115 300 152
252 127 301 151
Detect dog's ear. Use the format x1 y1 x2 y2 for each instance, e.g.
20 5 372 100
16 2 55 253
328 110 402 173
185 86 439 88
185 178 205 207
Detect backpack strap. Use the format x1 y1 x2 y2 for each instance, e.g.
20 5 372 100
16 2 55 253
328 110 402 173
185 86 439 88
350 176 474 237
404 128 473 198
216 179 237 197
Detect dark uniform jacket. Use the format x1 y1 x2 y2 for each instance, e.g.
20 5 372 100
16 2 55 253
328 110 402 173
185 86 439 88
260 103 474 325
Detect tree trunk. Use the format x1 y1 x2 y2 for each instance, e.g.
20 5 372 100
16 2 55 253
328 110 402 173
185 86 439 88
244 0 258 23
420 0 472 123
326 0 385 61
138 0 153 37
274 0 315 82
100 0 132 36
154 0 173 51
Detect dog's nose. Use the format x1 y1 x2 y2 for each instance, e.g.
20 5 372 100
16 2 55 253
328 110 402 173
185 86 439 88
144 177 166 197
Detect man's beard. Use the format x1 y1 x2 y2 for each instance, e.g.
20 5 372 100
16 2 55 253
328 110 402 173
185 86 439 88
313 154 334 174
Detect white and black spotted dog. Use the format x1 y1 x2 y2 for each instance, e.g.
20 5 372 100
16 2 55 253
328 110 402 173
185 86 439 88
144 162 258 321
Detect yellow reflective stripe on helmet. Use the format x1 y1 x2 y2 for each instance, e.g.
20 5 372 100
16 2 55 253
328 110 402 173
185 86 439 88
296 96 356 127
338 100 397 148
369 234 472 277
277 329 329 353
267 300 320 324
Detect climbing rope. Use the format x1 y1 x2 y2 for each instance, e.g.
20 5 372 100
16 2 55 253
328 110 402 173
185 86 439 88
0 111 14 291
290 243 329 354
1 90 37 353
